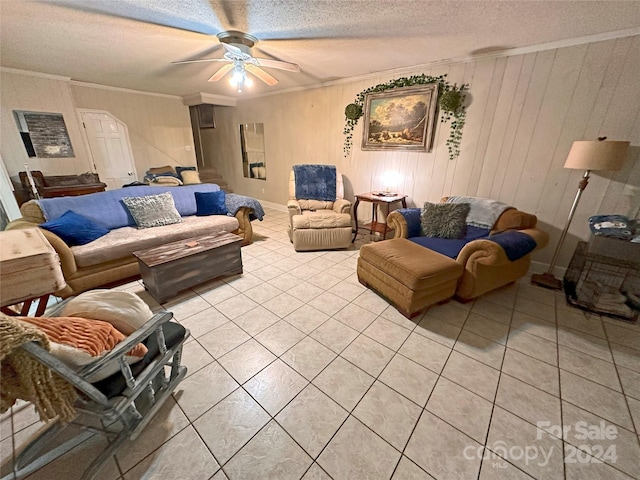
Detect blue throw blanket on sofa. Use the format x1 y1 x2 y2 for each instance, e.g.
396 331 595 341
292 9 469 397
293 164 336 201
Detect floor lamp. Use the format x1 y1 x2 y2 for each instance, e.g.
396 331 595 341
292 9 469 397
531 138 630 290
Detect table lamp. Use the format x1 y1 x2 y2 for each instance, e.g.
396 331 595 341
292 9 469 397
531 137 630 290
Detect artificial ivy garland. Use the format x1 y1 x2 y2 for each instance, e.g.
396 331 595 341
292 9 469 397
343 74 468 160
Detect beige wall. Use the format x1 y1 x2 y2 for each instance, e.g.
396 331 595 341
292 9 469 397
0 70 196 182
0 71 91 175
212 35 640 270
70 84 196 179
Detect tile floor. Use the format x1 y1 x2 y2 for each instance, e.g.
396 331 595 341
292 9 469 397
2 206 640 480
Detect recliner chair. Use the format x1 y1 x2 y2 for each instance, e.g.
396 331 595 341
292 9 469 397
287 165 353 251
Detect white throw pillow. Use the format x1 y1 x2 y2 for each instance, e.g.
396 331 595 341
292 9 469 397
58 289 153 335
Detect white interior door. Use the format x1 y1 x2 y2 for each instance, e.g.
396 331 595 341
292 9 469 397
80 112 137 190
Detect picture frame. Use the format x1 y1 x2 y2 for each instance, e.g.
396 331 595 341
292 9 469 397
361 84 439 152
197 104 215 129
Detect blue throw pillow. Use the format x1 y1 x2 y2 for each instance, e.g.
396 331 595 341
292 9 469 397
195 191 227 216
40 210 109 246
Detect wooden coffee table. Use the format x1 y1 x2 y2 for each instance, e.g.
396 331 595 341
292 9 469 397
133 232 243 303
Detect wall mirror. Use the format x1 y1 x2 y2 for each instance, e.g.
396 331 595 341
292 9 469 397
13 110 75 158
240 123 266 180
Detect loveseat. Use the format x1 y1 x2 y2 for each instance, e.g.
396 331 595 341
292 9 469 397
385 197 549 301
5 185 260 298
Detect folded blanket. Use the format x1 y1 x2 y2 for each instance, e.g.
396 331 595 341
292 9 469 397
293 165 336 202
447 196 512 230
488 231 537 261
225 194 265 221
0 313 78 422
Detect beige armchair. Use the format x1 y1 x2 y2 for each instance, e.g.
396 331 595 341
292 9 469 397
287 166 352 251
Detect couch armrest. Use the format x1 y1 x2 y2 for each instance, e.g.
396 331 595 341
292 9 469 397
387 208 422 239
333 198 351 215
287 199 302 222
456 228 549 268
5 219 79 280
234 207 254 246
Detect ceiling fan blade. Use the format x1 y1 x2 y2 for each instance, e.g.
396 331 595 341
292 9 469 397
245 64 278 86
172 58 229 65
208 63 235 82
254 58 300 72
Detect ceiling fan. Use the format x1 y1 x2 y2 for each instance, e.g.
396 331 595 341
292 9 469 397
172 31 300 91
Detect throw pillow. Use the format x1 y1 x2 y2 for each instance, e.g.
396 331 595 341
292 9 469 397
122 192 182 229
181 170 201 185
421 202 470 239
57 290 153 335
18 315 148 382
175 166 196 181
40 210 109 246
257 166 266 179
195 191 227 216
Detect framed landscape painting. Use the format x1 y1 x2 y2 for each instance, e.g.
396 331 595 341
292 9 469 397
361 84 439 152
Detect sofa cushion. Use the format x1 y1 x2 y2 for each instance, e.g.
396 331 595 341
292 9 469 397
196 191 227 216
122 192 182 229
40 210 109 246
293 211 352 229
410 226 490 258
71 214 239 268
421 202 470 239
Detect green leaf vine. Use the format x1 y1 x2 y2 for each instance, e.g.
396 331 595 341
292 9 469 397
343 74 468 160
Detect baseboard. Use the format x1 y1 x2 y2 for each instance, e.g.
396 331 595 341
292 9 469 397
258 199 288 213
530 260 567 277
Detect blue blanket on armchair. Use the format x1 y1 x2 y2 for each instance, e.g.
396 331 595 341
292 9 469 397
293 164 336 201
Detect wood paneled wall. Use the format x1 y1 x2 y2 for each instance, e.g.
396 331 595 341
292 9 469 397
208 35 639 270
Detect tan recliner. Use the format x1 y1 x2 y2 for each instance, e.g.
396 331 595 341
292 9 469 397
287 166 352 251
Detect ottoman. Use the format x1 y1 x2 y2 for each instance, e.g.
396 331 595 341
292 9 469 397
289 211 353 251
357 238 463 318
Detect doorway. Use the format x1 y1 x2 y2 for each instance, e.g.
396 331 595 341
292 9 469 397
78 110 137 190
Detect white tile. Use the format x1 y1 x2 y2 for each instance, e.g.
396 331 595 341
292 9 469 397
276 384 348 458
244 359 308 416
318 416 400 480
223 420 312 480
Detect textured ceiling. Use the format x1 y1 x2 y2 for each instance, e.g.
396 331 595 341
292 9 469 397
1 0 639 99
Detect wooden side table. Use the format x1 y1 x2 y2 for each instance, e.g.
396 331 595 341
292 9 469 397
0 228 66 316
352 192 407 242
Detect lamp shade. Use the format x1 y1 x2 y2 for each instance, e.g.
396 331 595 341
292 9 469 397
563 140 629 171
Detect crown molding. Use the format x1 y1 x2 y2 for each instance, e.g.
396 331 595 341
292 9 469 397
182 92 236 107
242 27 640 100
69 80 182 99
0 67 70 81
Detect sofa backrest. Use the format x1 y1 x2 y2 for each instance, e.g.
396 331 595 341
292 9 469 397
35 184 221 230
440 196 537 233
